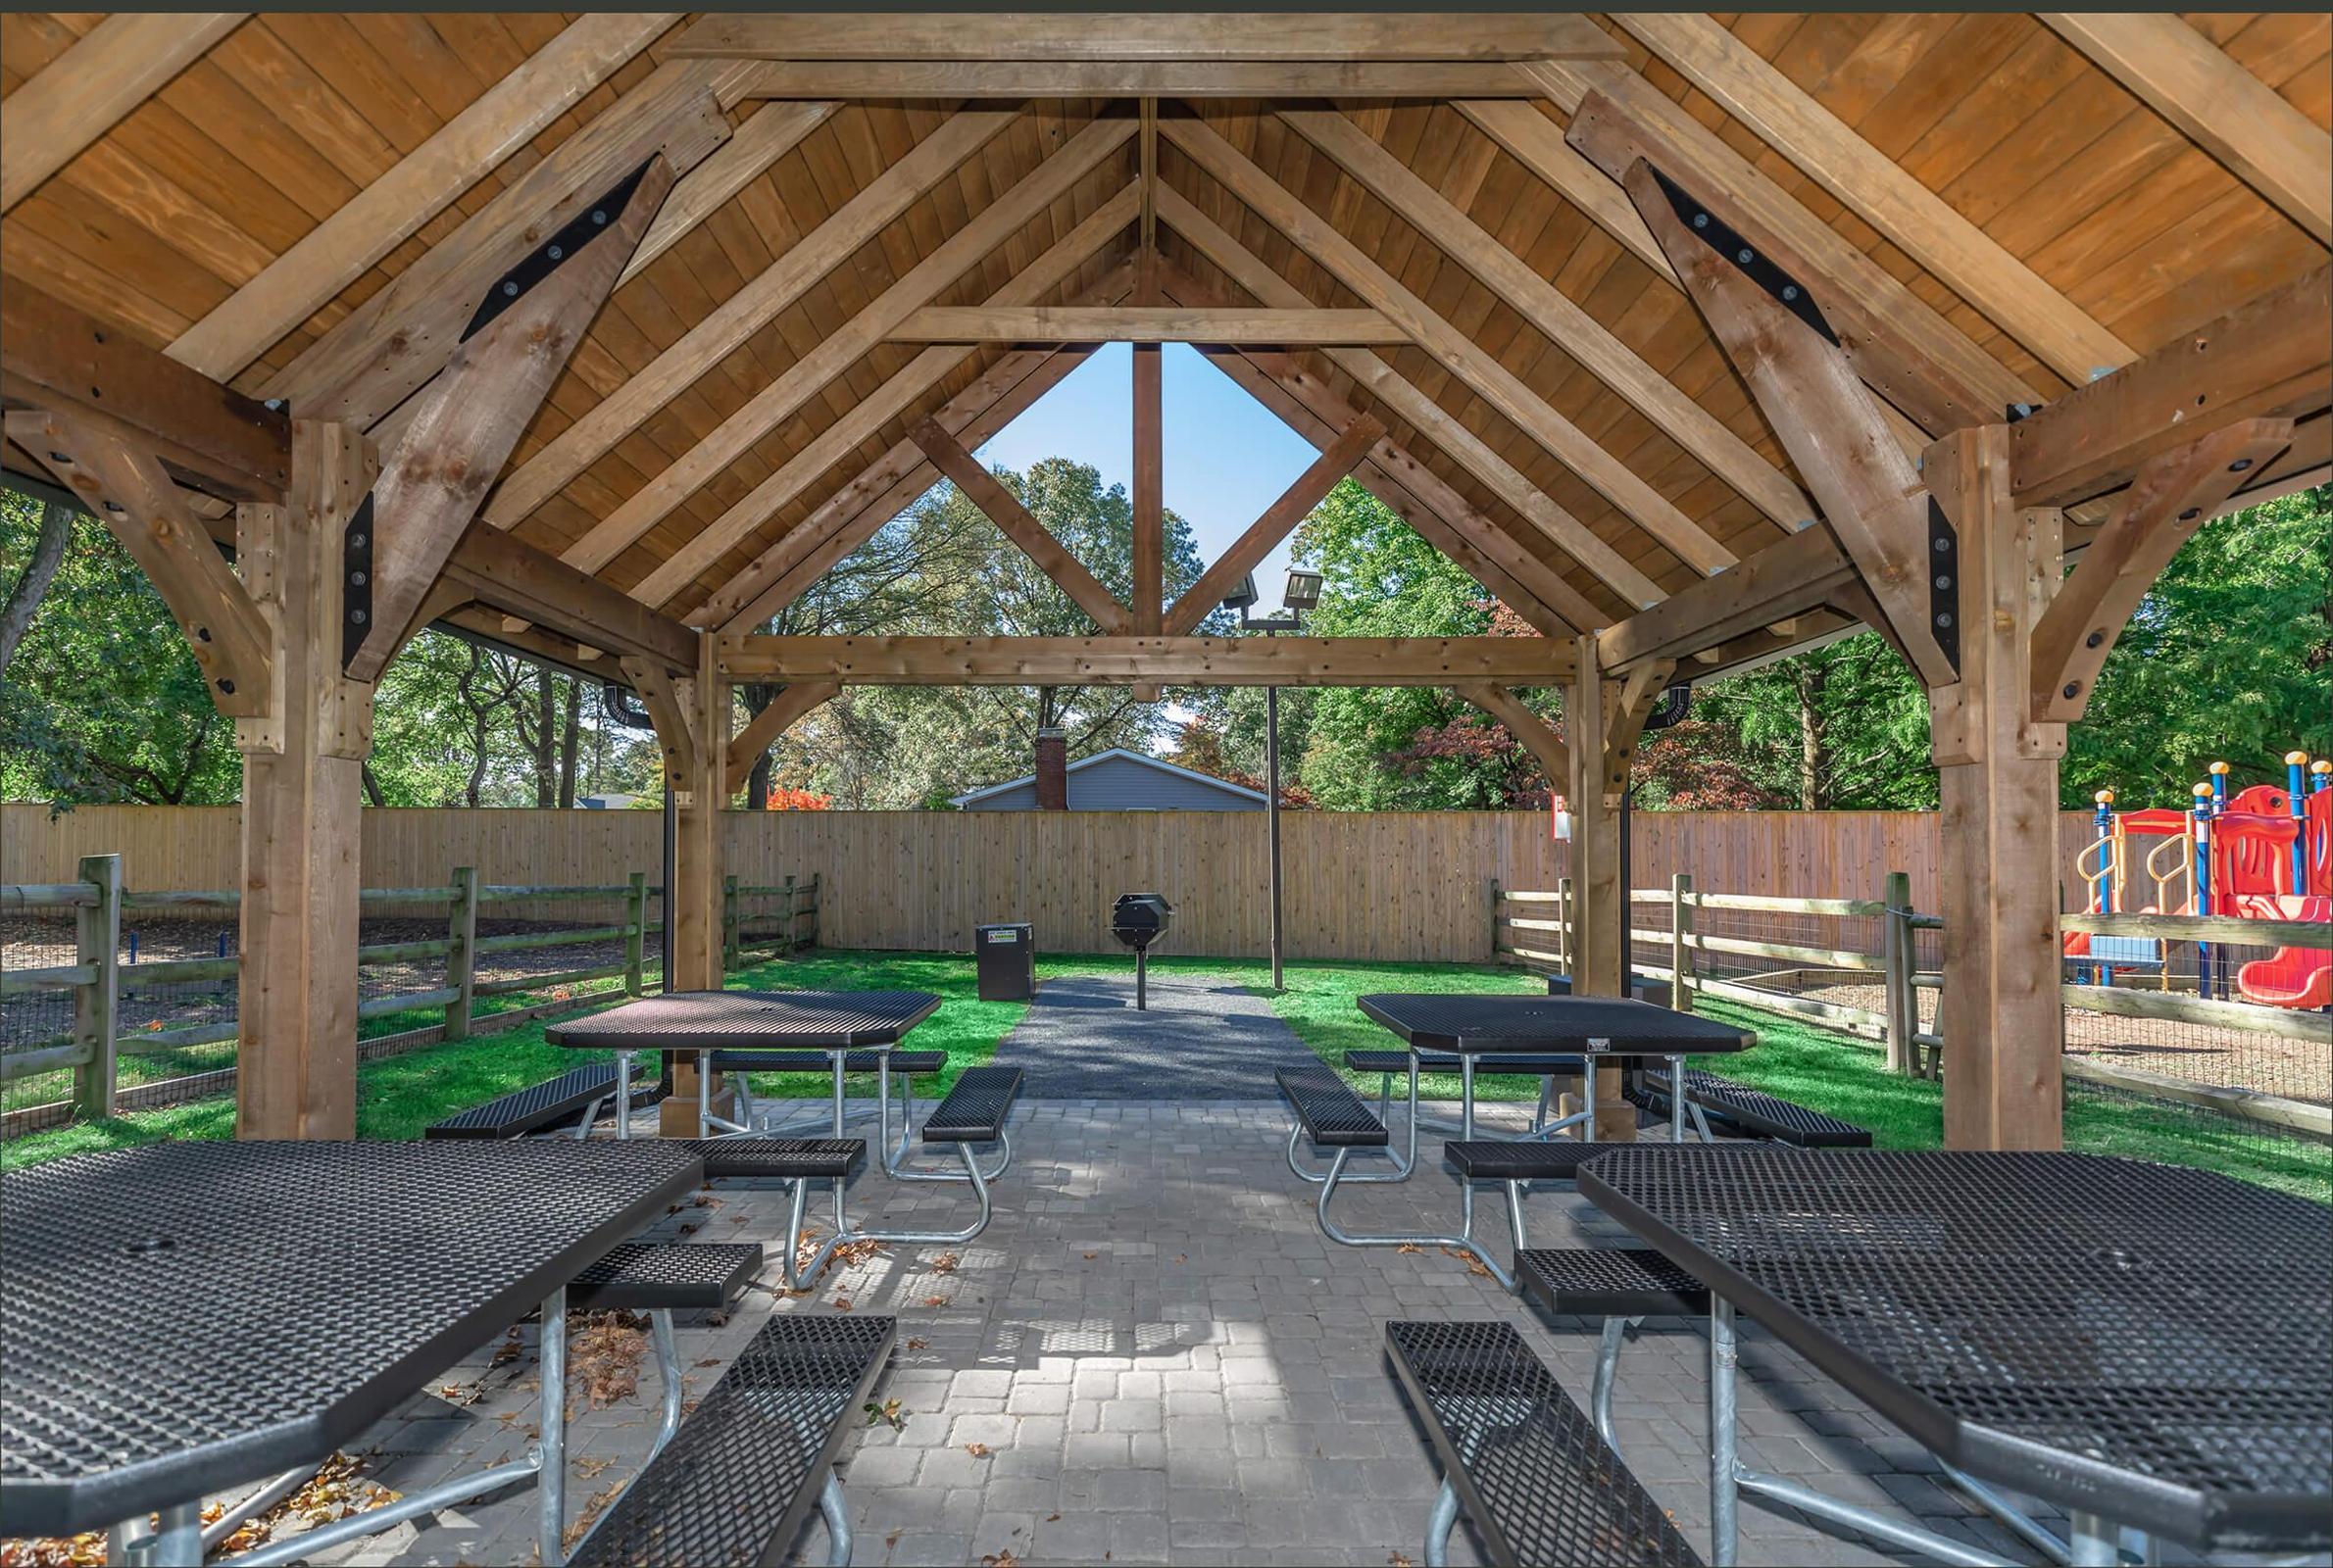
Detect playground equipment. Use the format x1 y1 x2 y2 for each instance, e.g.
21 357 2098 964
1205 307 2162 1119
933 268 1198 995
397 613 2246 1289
2067 753 2331 1009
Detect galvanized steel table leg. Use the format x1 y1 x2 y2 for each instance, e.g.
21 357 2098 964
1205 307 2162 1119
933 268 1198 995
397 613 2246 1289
615 1050 633 1140
2066 1513 2116 1568
819 1473 854 1566
1592 1314 1632 1454
106 1513 149 1565
1666 1054 1684 1144
142 1502 199 1567
649 1307 682 1460
1710 1293 1739 1568
538 1284 568 1567
1422 1478 1460 1568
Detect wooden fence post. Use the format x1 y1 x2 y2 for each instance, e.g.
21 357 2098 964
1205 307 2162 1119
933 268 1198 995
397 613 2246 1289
624 872 647 996
803 873 820 951
443 866 478 1043
72 854 121 1120
722 874 740 971
1882 868 1913 1075
1556 875 1572 976
775 874 794 955
1670 872 1694 1012
1487 877 1501 964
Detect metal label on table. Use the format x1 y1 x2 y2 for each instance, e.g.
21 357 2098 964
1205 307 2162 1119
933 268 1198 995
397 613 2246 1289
1587 1036 1612 1054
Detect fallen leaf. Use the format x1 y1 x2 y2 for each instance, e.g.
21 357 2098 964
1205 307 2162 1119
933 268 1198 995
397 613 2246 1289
833 1297 853 1312
574 1457 614 1481
1173 1253 1187 1264
1046 1513 1062 1523
1390 1554 1416 1568
930 1251 961 1274
1082 1251 1098 1261
965 1443 990 1457
922 1295 951 1308
905 1338 929 1351
864 1398 906 1432
981 1552 1019 1568
1396 1243 1422 1255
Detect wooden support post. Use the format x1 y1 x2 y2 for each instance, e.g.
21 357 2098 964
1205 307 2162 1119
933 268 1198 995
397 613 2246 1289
444 866 478 1043
1669 872 1694 1013
1562 635 1636 1141
1133 341 1163 634
722 874 741 973
234 421 375 1141
1881 868 1915 1076
72 853 122 1121
624 871 647 996
1927 424 2067 1151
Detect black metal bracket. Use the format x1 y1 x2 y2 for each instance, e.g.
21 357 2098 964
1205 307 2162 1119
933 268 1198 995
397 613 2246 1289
1649 165 1836 345
1645 681 1693 731
1925 496 1961 677
2006 402 2041 423
461 158 654 342
341 492 374 669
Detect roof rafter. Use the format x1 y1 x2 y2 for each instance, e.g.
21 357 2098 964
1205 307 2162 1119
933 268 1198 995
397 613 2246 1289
888 305 1408 343
0 13 248 214
1164 412 1382 636
1163 112 1735 583
912 416 1135 634
671 13 1624 63
719 633 1580 687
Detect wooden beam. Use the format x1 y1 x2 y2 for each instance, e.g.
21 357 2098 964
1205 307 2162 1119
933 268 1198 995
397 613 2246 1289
1133 339 1163 633
347 157 675 683
1597 524 1858 674
1 14 247 213
2040 13 2332 246
619 101 838 288
719 634 1580 687
889 306 1408 344
571 116 1136 588
1153 180 1657 612
1453 683 1569 784
1165 415 1383 635
3 281 289 503
1610 14 2134 383
263 58 749 429
12 412 272 715
674 13 1623 61
734 62 1549 98
2009 268 2332 509
1454 99 1678 285
1279 106 1812 534
620 655 701 784
1556 67 2038 435
911 417 1134 634
165 15 680 380
484 108 1018 532
233 421 374 1140
1618 158 1957 688
1925 423 2065 1151
441 523 696 672
1166 115 1734 582
723 681 838 797
2030 418 2294 724
643 194 1142 614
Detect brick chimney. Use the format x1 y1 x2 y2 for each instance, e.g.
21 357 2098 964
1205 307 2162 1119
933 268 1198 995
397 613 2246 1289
1033 727 1068 810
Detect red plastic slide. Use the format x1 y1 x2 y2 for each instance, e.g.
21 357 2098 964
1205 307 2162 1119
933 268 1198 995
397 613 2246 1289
2235 894 2333 1010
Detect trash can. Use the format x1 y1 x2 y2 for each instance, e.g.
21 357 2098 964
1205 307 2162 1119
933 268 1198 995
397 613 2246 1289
975 922 1034 1002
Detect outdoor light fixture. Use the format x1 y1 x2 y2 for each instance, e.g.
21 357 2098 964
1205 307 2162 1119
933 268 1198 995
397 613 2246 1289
1220 572 1260 613
1281 568 1323 615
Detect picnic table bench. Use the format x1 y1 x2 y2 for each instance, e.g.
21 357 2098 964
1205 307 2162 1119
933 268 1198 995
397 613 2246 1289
1386 1319 1703 1568
422 1060 655 1141
1626 1066 1872 1147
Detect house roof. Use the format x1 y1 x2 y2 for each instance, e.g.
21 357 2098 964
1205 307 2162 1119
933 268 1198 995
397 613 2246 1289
949 748 1268 807
0 13 2325 662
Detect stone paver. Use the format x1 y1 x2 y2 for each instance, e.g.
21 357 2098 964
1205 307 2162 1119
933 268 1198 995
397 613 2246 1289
291 1099 2083 1568
989 974 1315 1099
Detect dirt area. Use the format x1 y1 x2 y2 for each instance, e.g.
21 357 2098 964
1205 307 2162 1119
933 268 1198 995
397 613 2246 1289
1 914 633 1052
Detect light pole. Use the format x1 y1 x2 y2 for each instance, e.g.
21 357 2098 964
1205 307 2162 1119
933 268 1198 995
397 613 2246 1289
1223 567 1322 992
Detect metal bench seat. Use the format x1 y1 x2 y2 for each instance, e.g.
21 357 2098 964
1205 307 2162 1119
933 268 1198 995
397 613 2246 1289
1441 1140 1627 1183
710 1048 947 1074
1275 1064 1390 1148
567 1313 896 1568
570 1243 764 1312
921 1065 1022 1143
679 1137 867 1182
1386 1319 1704 1568
1635 1068 1872 1148
423 1062 645 1141
1518 1248 1707 1319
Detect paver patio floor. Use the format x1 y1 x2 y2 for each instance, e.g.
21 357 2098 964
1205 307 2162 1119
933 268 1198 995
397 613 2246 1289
987 974 1317 1099
308 1099 2067 1568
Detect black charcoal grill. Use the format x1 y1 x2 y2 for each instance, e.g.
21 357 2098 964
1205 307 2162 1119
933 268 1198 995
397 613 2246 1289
1112 893 1174 1010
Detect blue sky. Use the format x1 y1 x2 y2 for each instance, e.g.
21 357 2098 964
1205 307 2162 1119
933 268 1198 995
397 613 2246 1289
972 342 1326 612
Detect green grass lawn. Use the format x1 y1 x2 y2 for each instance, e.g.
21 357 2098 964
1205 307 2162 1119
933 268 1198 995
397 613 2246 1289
6 949 2325 1204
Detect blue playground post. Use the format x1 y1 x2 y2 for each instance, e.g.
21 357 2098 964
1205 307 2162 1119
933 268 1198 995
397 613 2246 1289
2192 783 2215 1000
2314 760 2332 797
2289 752 2310 892
2208 762 2233 995
2089 790 2116 986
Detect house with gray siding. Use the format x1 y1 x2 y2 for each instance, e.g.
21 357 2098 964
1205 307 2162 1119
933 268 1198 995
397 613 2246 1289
950 749 1267 811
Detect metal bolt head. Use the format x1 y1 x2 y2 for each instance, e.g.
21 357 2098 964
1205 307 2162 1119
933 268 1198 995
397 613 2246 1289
2178 508 2201 521
2085 631 2105 649
2229 458 2254 472
592 210 609 225
1737 248 1754 265
1935 612 1954 629
1692 213 1709 229
503 280 520 297
1781 285 1798 301
264 399 286 412
350 609 368 625
350 532 368 549
1934 574 1952 590
2062 682 2080 699
2013 403 2032 417
548 244 565 261
217 679 235 695
350 570 368 587
1933 537 1950 554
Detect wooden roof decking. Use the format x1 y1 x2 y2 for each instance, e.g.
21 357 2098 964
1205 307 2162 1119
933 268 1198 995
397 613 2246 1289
2 12 2327 653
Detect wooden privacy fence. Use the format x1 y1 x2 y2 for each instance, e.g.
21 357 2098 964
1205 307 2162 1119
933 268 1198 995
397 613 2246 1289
1497 877 2331 1138
0 858 818 1131
4 803 2111 961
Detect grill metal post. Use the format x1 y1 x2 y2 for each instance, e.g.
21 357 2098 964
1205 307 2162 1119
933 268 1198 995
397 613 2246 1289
1267 680 1284 992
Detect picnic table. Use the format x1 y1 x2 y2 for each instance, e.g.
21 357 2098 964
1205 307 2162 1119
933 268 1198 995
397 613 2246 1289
1581 1146 2333 1565
0 1139 702 1567
1357 993 1757 1143
546 988 941 1140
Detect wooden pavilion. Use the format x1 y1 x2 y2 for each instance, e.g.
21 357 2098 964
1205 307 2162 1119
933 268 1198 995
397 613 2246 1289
1 12 2325 1148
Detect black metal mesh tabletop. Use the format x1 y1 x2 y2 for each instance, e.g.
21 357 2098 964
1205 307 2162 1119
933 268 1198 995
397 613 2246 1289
1358 994 1755 1056
545 989 941 1051
1 1139 702 1536
1579 1147 2333 1549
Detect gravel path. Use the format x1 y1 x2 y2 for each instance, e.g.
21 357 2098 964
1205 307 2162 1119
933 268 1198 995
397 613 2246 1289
989 972 1316 1100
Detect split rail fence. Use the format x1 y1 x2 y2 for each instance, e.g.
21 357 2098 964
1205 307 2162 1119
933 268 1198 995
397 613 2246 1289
0 857 818 1133
1495 878 2329 1139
